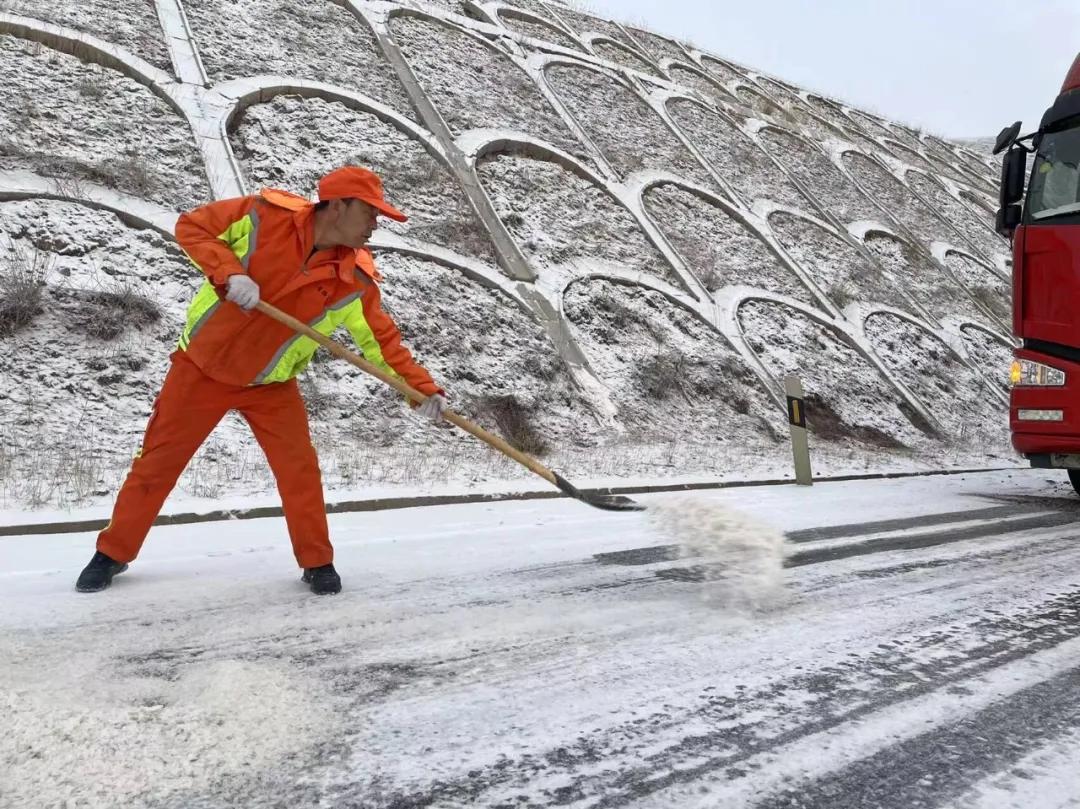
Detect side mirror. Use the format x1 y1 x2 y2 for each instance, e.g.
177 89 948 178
999 147 1028 207
996 147 1028 237
993 121 1022 155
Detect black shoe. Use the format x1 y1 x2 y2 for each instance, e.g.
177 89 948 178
302 563 341 595
76 551 129 593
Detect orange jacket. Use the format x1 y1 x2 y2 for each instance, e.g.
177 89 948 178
174 188 442 396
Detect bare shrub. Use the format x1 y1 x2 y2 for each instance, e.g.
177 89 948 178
969 284 1008 318
475 394 549 455
635 352 689 401
0 239 52 336
99 152 156 197
299 371 336 416
522 352 566 383
828 280 856 309
73 280 162 341
76 78 106 100
679 239 724 291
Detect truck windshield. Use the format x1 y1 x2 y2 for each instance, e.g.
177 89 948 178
1028 126 1080 221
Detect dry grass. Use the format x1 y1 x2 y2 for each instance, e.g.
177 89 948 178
72 279 162 341
0 238 52 336
0 415 111 508
0 141 156 198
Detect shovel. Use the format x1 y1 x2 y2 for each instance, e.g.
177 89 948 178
255 301 644 512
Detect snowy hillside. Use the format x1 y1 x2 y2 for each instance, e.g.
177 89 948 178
0 0 1017 509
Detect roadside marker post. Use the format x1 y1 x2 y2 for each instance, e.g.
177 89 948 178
785 375 813 486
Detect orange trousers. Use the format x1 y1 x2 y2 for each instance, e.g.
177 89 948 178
97 351 333 568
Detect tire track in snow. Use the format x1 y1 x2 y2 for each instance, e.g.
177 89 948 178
753 665 1080 809
362 582 1080 808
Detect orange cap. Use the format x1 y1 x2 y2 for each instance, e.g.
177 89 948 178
317 166 407 222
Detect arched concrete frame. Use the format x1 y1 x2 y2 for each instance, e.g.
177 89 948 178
0 14 179 106
645 88 783 206
727 290 940 429
844 108 898 144
729 81 795 126
0 171 179 237
370 230 535 318
659 95 772 214
858 304 1010 409
621 26 694 68
465 136 708 301
899 166 1007 266
746 72 806 110
536 1 644 56
851 221 980 330
874 138 937 174
959 188 998 219
560 272 786 411
155 0 209 85
829 143 963 269
686 50 749 85
446 132 667 408
538 55 712 187
886 162 1004 266
212 77 452 196
659 59 741 108
930 242 1011 330
955 145 993 173
519 53 620 179
761 203 931 323
951 320 1015 405
639 177 837 316
345 4 630 414
489 5 588 53
585 34 665 79
854 302 966 367
929 172 1003 237
0 14 226 198
800 92 858 132
0 169 531 314
461 0 500 26
745 119 857 224
342 4 538 282
882 121 931 154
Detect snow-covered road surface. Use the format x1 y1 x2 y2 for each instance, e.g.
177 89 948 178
3 468 1080 808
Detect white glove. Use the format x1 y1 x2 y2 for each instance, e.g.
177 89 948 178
226 274 259 310
417 394 446 423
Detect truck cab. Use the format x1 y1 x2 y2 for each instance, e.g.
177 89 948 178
1000 54 1080 492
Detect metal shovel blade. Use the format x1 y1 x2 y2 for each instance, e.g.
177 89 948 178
552 472 646 512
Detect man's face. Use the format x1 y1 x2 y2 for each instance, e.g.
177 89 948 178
334 198 379 248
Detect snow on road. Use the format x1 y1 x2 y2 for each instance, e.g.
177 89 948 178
3 469 1080 808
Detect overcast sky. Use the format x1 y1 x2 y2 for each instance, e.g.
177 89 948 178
579 0 1080 139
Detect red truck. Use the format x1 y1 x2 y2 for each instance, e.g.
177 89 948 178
997 53 1080 493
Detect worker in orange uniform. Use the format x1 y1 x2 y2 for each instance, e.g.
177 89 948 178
76 166 446 595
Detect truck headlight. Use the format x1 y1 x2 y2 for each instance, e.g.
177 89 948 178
1010 359 1065 387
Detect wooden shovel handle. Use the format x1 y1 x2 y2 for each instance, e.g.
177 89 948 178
254 300 559 487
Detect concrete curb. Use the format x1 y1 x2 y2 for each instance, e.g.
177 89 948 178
0 467 1018 538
